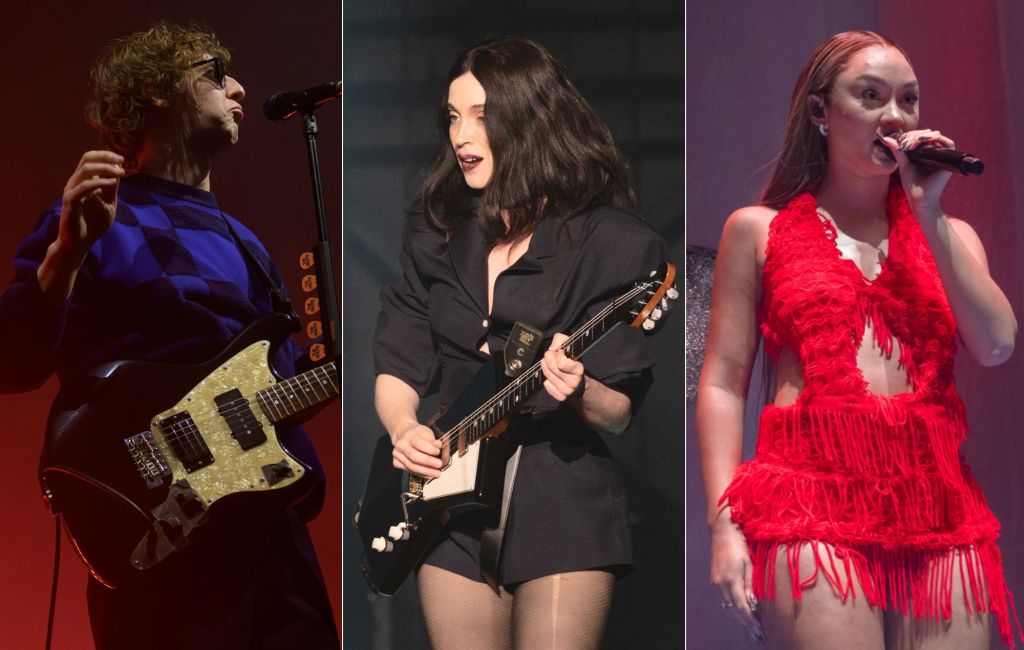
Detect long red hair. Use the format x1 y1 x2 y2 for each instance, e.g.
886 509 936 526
760 31 910 209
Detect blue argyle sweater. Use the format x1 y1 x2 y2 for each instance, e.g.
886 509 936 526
0 173 325 501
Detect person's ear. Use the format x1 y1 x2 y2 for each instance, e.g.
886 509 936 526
807 94 827 123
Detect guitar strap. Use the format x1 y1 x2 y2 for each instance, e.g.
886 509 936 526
220 212 299 321
478 220 584 591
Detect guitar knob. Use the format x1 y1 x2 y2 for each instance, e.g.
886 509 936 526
666 286 679 300
651 307 662 321
371 537 394 553
388 523 410 541
643 319 656 331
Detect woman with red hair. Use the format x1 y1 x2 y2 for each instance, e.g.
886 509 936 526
697 30 1019 649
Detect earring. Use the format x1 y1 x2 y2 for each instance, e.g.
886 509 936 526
819 123 829 137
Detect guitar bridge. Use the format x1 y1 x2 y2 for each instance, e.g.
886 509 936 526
401 484 425 525
124 431 172 490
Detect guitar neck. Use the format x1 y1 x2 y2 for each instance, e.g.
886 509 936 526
451 284 646 447
255 362 339 423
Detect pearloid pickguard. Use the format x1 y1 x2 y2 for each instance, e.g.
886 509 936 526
150 340 302 504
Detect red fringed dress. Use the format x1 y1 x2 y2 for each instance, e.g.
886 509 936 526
721 186 1020 646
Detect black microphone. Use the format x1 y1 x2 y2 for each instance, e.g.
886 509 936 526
263 81 342 122
906 147 984 175
874 136 984 176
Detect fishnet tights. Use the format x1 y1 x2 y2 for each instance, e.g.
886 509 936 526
417 564 615 649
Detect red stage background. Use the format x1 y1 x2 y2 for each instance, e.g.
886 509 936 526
0 2 341 647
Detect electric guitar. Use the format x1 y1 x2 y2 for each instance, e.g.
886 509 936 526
356 263 678 595
39 312 337 589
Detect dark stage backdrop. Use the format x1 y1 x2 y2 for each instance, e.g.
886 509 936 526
0 2 341 647
687 2 1024 649
342 1 683 648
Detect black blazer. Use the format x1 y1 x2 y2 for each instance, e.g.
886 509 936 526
372 204 669 585
374 204 667 412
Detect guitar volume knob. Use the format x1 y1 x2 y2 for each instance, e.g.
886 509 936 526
371 536 394 553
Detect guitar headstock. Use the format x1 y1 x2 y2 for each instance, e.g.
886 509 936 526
627 262 678 334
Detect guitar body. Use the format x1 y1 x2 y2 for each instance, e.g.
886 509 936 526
357 262 678 595
358 356 513 595
41 313 317 589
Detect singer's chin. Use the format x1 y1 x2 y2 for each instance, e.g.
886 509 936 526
871 147 897 168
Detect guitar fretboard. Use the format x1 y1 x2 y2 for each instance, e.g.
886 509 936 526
255 363 339 422
442 279 656 455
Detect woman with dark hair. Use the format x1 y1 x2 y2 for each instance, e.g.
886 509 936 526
373 37 667 647
697 31 1019 649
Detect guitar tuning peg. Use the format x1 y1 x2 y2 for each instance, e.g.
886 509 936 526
371 536 394 553
666 286 679 300
651 308 662 321
388 523 410 541
643 318 656 331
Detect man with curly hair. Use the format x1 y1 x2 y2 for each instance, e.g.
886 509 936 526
0 22 339 649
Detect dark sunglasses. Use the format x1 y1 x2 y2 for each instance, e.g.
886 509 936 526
189 57 227 89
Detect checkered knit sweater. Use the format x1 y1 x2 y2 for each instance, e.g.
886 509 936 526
0 173 325 496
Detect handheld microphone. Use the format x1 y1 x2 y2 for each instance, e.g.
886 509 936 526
263 81 342 122
874 136 984 176
905 147 984 175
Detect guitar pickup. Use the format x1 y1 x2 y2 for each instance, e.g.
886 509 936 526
157 411 215 472
261 460 295 486
215 388 268 451
124 431 172 490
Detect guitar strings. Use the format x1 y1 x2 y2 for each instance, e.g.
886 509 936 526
159 370 333 445
433 281 650 451
433 272 672 452
154 363 338 458
438 285 640 444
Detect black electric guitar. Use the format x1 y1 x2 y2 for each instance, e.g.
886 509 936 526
357 263 678 595
39 312 337 589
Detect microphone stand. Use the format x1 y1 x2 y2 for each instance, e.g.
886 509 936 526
299 110 342 419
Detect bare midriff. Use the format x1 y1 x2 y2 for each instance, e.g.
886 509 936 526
772 320 913 406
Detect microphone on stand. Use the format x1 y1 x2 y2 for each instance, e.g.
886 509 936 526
263 81 342 122
874 135 984 176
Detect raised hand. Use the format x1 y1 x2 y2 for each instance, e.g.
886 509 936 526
878 129 955 220
37 151 125 300
58 150 125 254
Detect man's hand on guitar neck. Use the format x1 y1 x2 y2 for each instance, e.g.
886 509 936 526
376 373 443 477
541 333 633 436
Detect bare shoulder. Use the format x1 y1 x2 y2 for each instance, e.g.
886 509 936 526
720 205 776 264
945 215 979 239
725 204 776 230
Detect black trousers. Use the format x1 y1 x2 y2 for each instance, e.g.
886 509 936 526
87 508 338 650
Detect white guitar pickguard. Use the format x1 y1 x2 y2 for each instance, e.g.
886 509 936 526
421 444 480 501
